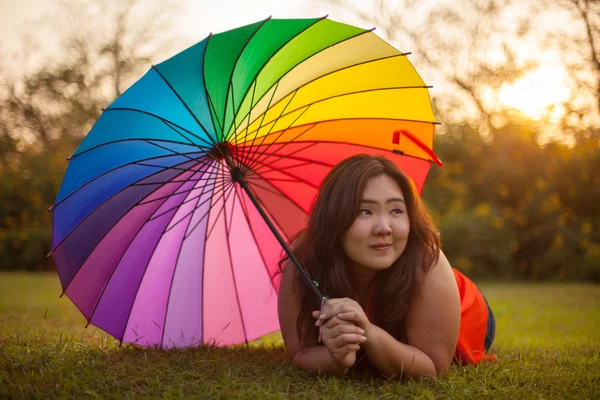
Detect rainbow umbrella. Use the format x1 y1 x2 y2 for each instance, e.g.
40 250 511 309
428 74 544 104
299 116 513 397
50 17 442 348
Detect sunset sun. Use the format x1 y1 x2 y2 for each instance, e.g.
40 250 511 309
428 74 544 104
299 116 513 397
497 64 571 121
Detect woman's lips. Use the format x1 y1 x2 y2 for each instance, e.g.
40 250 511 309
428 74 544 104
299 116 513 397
370 244 391 251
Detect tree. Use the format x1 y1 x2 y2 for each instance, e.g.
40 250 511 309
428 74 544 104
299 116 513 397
0 0 181 270
535 0 600 134
314 0 536 132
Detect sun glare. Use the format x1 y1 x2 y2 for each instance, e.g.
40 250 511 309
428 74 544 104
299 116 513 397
497 64 571 121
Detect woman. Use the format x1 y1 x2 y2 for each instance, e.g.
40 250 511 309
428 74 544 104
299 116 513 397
277 154 495 379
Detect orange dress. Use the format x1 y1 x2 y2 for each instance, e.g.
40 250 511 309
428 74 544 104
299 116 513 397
452 268 497 364
362 268 496 367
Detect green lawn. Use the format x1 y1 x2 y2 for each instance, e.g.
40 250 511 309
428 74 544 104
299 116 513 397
1 273 599 399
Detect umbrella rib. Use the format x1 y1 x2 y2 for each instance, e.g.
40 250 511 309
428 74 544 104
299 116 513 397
245 158 320 190
248 142 318 176
151 65 220 148
237 85 435 141
245 176 303 183
241 125 318 175
142 140 212 164
51 157 209 255
237 80 280 169
228 51 409 143
53 148 209 210
150 174 230 226
224 17 365 141
235 116 441 151
223 189 249 344
184 162 230 238
134 162 197 172
244 179 307 242
237 90 304 172
225 185 239 238
118 184 193 344
253 137 440 166
228 85 241 169
241 107 313 173
236 186 280 295
222 16 271 151
159 119 221 163
244 178 309 216
184 177 235 240
244 180 289 200
57 160 214 294
247 147 334 171
91 162 209 342
71 135 210 162
162 171 227 236
204 178 237 242
133 174 223 187
200 34 226 149
236 80 257 169
223 16 326 141
249 159 313 176
101 107 214 150
159 185 201 349
84 188 175 332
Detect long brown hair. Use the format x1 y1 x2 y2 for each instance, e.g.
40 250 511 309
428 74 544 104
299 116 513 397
281 154 440 345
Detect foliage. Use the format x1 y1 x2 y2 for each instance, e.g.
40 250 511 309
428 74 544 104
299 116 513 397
0 0 179 271
0 1 599 281
1 273 599 399
423 118 600 281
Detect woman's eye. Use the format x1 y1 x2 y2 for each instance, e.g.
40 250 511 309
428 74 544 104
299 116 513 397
359 209 372 215
391 209 404 214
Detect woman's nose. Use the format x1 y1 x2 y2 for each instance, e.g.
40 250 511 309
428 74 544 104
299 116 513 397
373 220 392 235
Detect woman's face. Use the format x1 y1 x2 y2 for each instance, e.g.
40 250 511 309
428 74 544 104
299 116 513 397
341 174 410 278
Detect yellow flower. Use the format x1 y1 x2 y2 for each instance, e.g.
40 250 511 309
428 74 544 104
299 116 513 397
558 214 568 226
536 178 547 191
542 193 561 213
552 234 564 247
476 203 491 217
581 222 593 234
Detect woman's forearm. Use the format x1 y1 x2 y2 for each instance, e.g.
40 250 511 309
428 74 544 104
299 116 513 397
363 324 436 379
292 345 350 376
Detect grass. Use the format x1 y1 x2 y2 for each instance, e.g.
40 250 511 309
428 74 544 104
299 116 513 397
1 273 599 399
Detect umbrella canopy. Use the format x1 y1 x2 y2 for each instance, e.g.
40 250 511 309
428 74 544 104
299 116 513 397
50 17 441 348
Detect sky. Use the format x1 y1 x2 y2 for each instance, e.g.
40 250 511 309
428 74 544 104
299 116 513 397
0 0 588 127
0 0 324 52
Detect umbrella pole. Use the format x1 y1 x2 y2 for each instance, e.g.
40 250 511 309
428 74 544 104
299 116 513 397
230 167 326 305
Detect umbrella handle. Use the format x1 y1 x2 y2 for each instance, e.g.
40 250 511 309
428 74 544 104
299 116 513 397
232 167 326 302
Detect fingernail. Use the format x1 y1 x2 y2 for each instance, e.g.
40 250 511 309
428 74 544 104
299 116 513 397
319 314 326 319
360 336 367 342
359 329 365 335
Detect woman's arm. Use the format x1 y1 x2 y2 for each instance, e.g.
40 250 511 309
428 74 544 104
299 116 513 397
322 251 460 379
277 261 365 375
404 250 460 375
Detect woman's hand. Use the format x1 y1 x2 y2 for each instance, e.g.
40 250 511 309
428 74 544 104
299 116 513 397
312 310 366 369
316 298 371 333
